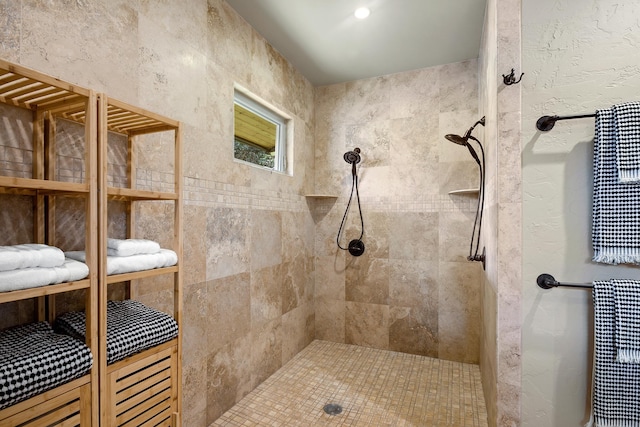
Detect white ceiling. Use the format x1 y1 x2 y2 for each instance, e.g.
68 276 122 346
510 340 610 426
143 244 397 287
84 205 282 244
225 0 487 86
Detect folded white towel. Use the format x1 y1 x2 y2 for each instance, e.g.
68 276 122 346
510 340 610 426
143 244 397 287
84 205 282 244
106 238 161 257
0 258 90 292
66 249 177 275
0 244 66 272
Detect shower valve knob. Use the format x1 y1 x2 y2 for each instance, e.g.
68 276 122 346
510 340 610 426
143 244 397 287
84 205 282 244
348 239 365 257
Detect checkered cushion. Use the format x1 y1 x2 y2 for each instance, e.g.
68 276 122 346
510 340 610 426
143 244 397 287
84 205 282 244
55 300 178 364
592 282 640 426
592 109 640 264
0 322 93 410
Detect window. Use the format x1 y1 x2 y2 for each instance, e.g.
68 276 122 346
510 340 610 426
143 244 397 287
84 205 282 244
233 89 289 173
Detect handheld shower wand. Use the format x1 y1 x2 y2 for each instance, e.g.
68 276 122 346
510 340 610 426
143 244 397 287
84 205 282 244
445 117 486 269
343 148 361 178
337 148 365 257
343 148 361 165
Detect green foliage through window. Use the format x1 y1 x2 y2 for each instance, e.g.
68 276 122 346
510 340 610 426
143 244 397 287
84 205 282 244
234 139 274 168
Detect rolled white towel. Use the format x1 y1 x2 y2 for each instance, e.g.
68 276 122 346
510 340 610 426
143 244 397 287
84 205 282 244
0 258 89 292
66 249 177 275
61 257 91 282
0 244 65 272
107 238 161 257
157 249 178 267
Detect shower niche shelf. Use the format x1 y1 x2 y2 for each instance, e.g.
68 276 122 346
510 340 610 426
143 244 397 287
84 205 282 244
448 188 479 196
305 194 339 199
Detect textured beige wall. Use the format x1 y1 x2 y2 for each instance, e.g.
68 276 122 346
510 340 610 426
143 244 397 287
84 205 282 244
313 61 484 363
522 1 640 426
0 1 315 426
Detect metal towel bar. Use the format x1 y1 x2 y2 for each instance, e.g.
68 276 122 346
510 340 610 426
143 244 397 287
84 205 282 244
536 113 596 131
537 273 593 289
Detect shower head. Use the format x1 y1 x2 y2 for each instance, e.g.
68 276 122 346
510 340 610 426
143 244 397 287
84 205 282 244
343 148 361 165
444 122 487 270
445 133 469 146
446 117 486 144
446 133 481 166
445 117 485 165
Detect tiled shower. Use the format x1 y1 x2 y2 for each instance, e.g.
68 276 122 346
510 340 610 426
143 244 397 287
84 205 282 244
0 0 523 426
313 62 482 363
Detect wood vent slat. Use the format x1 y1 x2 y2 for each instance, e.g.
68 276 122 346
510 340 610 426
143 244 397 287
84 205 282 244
0 387 83 427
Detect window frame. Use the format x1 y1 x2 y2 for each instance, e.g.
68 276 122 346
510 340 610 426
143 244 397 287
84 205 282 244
233 87 289 173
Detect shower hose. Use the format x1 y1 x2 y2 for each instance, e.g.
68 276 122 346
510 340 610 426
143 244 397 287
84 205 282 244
337 151 365 257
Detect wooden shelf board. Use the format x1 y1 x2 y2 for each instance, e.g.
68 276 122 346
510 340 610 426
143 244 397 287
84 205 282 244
104 98 179 135
106 187 178 201
0 279 91 304
0 176 89 194
106 266 179 285
0 188 89 198
0 59 92 111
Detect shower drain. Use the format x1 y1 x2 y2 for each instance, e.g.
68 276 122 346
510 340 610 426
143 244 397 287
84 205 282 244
323 403 343 416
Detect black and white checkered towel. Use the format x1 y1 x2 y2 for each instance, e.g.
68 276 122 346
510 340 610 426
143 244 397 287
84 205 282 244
0 322 93 410
613 101 640 183
590 281 640 427
55 300 178 364
612 279 640 363
592 109 640 264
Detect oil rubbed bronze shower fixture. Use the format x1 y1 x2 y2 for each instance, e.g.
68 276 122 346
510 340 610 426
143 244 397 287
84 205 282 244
337 148 365 257
502 68 524 86
535 113 596 131
445 117 486 270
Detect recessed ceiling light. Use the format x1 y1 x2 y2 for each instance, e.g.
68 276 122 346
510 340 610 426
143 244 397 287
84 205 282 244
354 7 370 20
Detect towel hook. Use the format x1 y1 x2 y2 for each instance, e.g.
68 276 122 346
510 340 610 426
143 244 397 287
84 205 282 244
502 68 524 86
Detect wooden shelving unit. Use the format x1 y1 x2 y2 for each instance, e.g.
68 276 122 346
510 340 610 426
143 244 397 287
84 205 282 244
0 59 98 426
0 58 183 427
97 94 183 426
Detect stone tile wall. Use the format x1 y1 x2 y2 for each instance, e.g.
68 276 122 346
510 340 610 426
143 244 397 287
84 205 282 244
313 61 484 364
0 1 315 426
478 0 523 425
1 1 496 425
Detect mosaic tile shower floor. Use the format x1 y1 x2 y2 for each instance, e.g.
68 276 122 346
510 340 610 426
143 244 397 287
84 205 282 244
212 340 488 427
